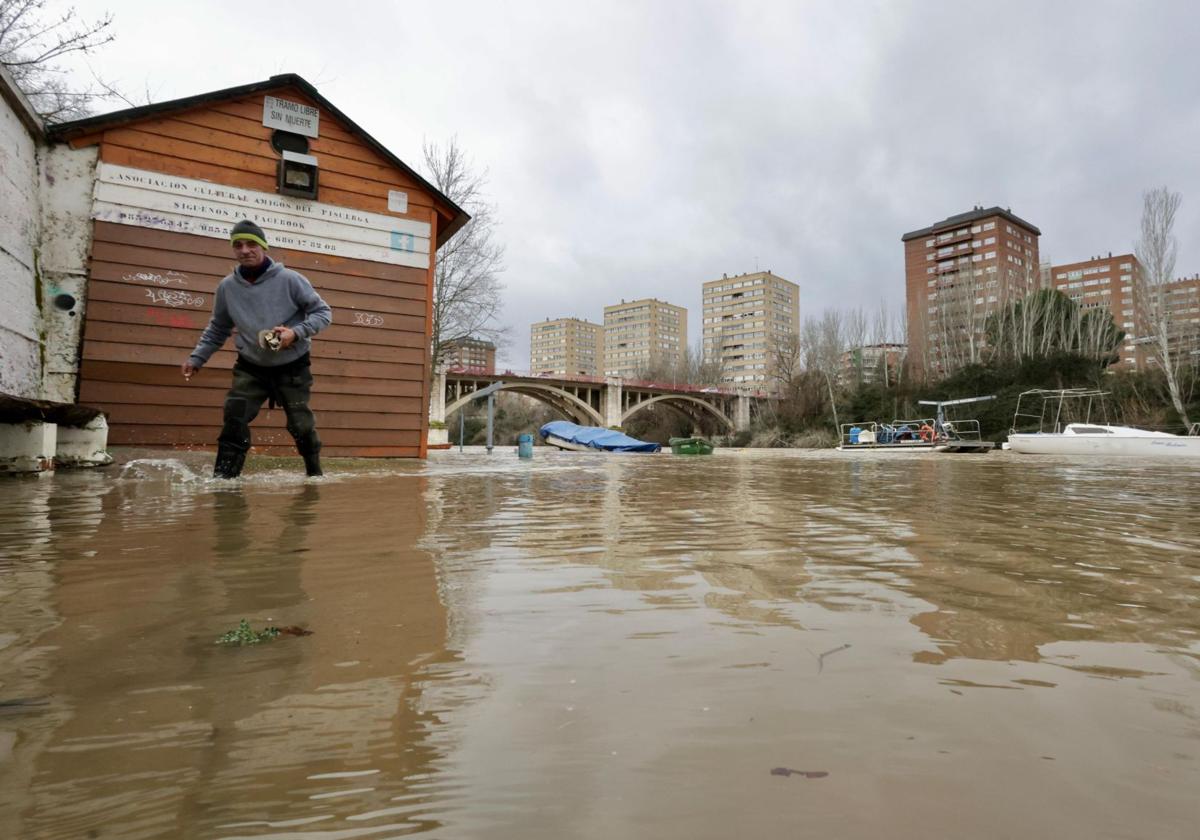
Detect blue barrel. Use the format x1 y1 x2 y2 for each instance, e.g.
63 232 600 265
849 426 861 444
518 434 534 458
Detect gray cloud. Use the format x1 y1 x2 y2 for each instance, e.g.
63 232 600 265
81 0 1200 367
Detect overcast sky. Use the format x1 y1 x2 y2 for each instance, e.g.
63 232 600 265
74 0 1200 368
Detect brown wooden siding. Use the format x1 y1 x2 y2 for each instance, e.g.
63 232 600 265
71 86 452 458
80 215 429 457
80 91 443 224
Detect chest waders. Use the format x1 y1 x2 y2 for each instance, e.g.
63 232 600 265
214 354 322 478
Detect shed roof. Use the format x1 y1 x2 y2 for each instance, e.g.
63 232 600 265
0 62 44 139
49 73 468 247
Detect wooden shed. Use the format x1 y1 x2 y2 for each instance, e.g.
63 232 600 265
50 75 467 458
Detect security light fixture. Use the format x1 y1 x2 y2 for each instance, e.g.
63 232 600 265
278 150 319 199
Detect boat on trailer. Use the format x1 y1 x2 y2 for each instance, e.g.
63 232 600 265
838 396 996 453
1006 388 1200 458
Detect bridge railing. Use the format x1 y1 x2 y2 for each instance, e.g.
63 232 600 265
445 366 768 398
447 366 609 385
620 378 769 398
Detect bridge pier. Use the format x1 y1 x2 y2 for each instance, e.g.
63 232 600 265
429 366 447 425
603 378 623 428
734 391 752 431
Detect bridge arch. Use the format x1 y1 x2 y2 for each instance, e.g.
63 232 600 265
621 394 735 431
444 381 604 426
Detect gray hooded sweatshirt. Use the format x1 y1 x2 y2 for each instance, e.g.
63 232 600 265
188 260 333 369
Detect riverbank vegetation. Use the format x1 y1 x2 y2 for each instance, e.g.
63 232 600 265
447 304 1197 449
758 290 1198 445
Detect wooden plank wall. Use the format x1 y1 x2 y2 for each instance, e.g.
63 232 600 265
74 88 444 457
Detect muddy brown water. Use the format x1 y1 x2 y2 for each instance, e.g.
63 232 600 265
1 448 1198 839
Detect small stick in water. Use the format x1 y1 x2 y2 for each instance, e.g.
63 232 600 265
770 767 829 779
813 643 852 673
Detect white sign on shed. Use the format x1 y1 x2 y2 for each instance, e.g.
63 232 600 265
91 163 432 269
262 95 320 138
388 190 409 214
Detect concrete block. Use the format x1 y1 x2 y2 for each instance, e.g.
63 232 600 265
427 427 449 446
0 421 57 474
56 415 113 468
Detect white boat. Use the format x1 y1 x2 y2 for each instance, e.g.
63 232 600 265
1007 389 1200 458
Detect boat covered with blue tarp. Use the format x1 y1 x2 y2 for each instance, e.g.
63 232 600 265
539 421 661 453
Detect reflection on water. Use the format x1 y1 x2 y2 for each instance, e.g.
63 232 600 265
1 450 1198 838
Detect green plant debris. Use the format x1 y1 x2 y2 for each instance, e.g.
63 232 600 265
216 619 281 646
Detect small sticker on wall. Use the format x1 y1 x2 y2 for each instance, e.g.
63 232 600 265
388 190 409 213
391 231 416 252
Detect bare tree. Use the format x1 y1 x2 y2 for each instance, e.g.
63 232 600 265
1134 186 1191 427
0 0 119 121
798 311 845 430
767 331 801 394
671 339 723 387
894 304 909 386
422 137 507 374
908 299 936 382
843 306 868 387
870 302 898 388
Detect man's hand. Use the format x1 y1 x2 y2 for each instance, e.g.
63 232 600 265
181 360 196 380
274 326 298 349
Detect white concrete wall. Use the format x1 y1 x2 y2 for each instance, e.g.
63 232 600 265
0 84 42 400
39 144 98 402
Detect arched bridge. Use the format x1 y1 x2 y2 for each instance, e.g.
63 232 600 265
430 369 767 433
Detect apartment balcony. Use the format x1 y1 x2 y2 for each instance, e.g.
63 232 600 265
933 228 973 248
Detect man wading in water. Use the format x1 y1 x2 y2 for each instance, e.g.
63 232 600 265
181 220 333 478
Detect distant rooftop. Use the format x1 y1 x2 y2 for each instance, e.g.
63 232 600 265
444 336 495 349
901 205 1041 242
605 297 685 309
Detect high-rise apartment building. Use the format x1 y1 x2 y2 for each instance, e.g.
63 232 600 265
603 298 687 379
701 271 800 389
902 206 1041 374
529 317 603 377
440 336 496 373
1050 254 1144 368
1143 272 1200 370
840 343 906 386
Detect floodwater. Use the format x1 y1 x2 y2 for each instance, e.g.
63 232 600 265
1 448 1198 840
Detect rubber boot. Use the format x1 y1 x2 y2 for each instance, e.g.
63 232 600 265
300 447 323 477
213 445 247 479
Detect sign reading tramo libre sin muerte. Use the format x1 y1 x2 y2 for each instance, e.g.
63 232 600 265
262 95 320 138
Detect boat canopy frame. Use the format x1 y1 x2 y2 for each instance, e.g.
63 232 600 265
917 394 995 438
1010 388 1112 435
